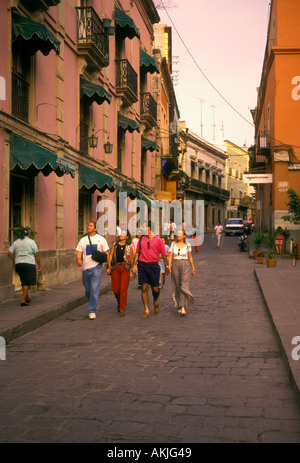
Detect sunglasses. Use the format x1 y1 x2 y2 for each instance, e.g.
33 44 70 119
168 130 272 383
147 241 150 249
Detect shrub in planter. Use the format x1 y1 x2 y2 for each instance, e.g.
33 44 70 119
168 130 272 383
256 252 264 264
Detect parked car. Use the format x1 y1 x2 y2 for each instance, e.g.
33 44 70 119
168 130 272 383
225 218 244 235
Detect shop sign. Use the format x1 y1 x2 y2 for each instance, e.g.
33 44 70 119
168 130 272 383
244 174 273 184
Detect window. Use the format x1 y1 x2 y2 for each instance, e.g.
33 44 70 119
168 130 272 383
78 190 92 239
117 127 125 172
9 175 34 243
79 98 90 154
141 150 146 184
11 50 30 123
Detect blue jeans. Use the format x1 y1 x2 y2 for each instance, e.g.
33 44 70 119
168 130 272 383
82 265 102 313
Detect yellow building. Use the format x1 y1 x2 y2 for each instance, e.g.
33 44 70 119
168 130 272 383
224 140 252 221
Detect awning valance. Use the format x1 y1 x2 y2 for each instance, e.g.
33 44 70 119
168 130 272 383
115 6 140 40
142 136 159 152
10 135 76 178
79 164 121 193
118 114 140 133
80 78 112 105
12 14 60 56
140 49 160 74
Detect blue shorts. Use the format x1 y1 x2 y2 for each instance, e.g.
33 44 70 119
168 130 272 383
138 262 160 287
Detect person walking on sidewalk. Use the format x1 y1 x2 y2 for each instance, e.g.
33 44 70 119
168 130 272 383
76 220 109 320
8 227 42 306
168 228 195 316
106 228 134 317
132 221 170 319
212 221 224 248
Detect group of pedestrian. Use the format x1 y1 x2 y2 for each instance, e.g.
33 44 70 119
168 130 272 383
77 220 196 320
8 221 196 320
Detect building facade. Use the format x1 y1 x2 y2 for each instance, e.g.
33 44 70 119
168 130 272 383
178 122 230 232
0 0 161 302
250 0 300 238
224 140 252 221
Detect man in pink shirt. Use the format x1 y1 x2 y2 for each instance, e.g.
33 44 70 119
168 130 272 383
133 221 170 318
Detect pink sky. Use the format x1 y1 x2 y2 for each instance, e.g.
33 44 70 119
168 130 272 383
156 0 271 149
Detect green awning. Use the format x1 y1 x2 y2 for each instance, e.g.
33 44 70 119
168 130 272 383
115 6 140 40
118 114 140 133
137 191 160 208
119 184 140 200
80 78 112 105
79 164 120 193
118 187 159 207
140 49 160 74
142 136 159 152
10 135 76 178
12 14 60 56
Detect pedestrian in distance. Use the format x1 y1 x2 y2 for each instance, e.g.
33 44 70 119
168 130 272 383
76 220 109 320
168 228 195 316
212 221 224 248
169 219 177 243
132 221 170 318
8 227 42 306
159 236 170 288
106 228 134 317
275 226 284 255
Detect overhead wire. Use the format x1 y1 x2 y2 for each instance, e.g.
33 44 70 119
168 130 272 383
159 0 300 154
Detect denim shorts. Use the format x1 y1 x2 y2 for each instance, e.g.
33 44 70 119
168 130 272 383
138 261 160 287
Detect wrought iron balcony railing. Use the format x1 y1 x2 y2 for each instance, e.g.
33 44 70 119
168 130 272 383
189 178 230 200
11 73 29 123
140 92 157 126
76 7 109 70
115 59 138 105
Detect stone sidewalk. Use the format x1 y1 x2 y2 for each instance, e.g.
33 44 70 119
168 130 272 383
1 247 300 407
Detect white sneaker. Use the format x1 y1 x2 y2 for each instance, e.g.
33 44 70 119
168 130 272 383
89 313 96 320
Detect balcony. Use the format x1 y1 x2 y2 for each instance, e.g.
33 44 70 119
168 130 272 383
12 73 29 123
116 59 138 107
140 92 157 129
76 7 109 71
188 178 230 200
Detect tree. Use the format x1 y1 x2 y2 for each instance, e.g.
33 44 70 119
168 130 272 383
282 189 300 225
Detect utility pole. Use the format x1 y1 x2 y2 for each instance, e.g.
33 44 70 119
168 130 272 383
198 98 205 137
210 105 216 141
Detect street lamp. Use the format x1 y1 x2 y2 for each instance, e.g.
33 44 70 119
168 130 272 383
88 128 113 153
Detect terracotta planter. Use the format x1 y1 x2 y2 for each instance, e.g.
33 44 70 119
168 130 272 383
253 250 261 260
256 256 264 264
267 259 277 268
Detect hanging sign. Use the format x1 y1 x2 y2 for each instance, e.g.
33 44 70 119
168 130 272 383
243 174 273 184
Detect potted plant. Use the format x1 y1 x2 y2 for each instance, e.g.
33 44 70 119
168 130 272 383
282 188 300 258
252 231 266 259
256 252 264 264
264 230 278 267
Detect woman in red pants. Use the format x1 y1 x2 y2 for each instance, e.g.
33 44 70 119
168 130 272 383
106 229 134 316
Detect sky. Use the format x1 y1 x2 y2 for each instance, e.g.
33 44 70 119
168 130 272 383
156 0 271 150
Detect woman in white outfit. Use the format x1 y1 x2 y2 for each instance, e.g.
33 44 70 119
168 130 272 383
168 229 195 316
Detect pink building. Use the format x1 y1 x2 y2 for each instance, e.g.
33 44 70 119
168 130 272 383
0 0 160 302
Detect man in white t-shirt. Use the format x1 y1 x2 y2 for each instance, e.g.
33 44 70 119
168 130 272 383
76 220 109 319
212 221 224 248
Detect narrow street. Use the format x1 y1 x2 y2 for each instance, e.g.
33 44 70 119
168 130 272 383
1 234 300 443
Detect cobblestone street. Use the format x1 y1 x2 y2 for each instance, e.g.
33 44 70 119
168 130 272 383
1 235 300 443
